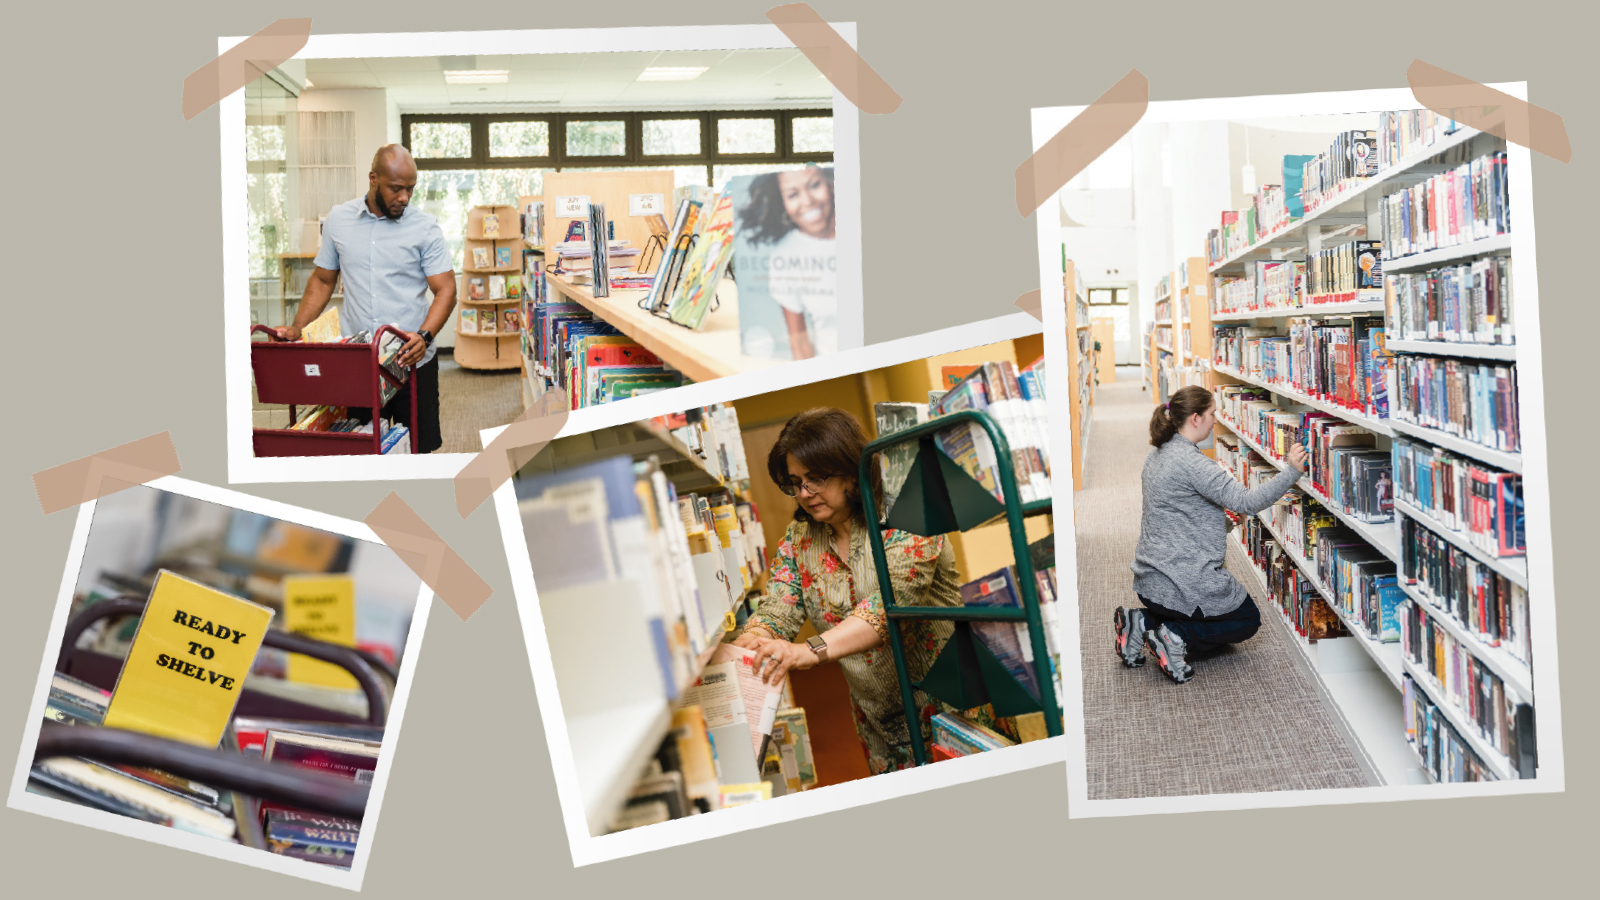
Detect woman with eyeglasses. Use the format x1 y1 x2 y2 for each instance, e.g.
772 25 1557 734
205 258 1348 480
731 407 1005 774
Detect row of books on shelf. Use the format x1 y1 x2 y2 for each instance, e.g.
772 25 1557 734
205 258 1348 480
468 244 517 271
459 307 521 336
528 303 687 407
1400 603 1535 773
1213 317 1391 418
1403 672 1527 783
873 358 1051 514
1378 151 1509 262
1393 435 1525 558
930 712 1016 760
35 673 382 868
1213 240 1382 316
467 272 525 302
519 434 766 700
960 533 1062 705
656 403 753 487
1236 514 1348 642
1391 355 1520 453
1387 255 1515 345
1206 114 1468 267
611 644 816 832
1401 516 1530 664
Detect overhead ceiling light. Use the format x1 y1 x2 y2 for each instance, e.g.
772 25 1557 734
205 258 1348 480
444 70 509 84
637 67 709 82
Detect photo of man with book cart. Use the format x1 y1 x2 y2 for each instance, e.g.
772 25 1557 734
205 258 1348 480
501 334 1060 836
17 482 427 877
1038 92 1553 804
238 47 853 463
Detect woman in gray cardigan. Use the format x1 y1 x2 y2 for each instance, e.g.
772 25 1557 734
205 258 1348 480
1114 385 1306 683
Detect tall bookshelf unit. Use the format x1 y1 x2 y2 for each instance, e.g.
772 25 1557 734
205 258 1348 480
1064 260 1094 490
1203 121 1534 785
457 204 524 371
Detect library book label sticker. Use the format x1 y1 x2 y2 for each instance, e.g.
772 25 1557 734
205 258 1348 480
283 575 358 690
554 195 590 218
628 193 665 217
101 570 274 748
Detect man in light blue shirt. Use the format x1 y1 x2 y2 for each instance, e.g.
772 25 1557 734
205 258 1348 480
274 144 457 452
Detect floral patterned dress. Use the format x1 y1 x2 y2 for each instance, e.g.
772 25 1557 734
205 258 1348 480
746 517 1013 774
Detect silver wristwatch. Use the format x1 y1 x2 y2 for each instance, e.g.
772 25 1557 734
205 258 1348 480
806 634 829 663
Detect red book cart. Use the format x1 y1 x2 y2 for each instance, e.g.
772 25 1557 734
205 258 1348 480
250 324 419 456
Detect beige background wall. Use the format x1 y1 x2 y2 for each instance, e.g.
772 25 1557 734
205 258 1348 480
1 1 1591 897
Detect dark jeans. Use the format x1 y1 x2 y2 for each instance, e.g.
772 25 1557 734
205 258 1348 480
1138 592 1261 654
352 354 441 453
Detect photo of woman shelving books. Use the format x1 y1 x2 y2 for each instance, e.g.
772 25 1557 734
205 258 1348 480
503 333 1060 836
20 482 427 878
1041 92 1549 806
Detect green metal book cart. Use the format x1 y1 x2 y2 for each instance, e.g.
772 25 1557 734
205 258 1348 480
858 408 1062 766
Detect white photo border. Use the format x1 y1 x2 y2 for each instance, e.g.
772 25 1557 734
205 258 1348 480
224 23 866 485
6 475 436 891
1029 82 1566 819
487 310 1071 866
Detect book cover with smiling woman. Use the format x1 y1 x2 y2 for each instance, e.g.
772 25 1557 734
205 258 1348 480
729 167 838 361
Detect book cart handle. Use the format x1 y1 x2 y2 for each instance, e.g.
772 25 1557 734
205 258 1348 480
34 721 370 820
251 324 288 342
57 598 392 727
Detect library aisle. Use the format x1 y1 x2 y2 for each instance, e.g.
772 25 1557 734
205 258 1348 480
1075 368 1365 799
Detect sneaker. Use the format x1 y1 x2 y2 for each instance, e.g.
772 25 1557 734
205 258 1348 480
1144 624 1194 684
1113 607 1147 667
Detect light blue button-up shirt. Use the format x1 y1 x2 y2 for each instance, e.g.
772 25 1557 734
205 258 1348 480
314 196 454 366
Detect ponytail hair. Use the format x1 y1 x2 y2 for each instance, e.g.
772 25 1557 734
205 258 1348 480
1149 385 1214 447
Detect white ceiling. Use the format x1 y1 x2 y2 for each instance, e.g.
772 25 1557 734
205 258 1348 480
1234 113 1382 133
304 50 832 110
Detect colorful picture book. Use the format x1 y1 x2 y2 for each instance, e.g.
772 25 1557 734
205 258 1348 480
481 212 501 238
666 186 736 329
471 246 491 269
496 246 513 269
468 277 485 301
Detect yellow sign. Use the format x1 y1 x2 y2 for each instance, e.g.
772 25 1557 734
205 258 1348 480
101 570 274 748
282 575 357 689
257 521 344 572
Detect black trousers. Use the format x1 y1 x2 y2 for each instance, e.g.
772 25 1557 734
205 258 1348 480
1138 592 1261 654
354 355 441 453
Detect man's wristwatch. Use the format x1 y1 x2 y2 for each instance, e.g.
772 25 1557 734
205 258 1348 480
418 329 434 346
806 635 829 663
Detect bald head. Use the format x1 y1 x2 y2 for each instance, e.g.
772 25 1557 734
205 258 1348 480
367 144 418 220
371 144 417 178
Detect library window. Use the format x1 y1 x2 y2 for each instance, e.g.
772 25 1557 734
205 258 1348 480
716 117 777 155
409 121 472 159
565 120 627 157
791 116 833 153
489 120 550 158
642 118 702 155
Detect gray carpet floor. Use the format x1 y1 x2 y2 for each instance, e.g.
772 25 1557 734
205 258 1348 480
437 355 524 454
1076 368 1367 800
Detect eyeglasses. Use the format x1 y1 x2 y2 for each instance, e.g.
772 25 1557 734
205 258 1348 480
779 473 836 497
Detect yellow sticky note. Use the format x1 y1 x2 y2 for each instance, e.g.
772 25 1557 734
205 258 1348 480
282 575 357 689
102 570 274 748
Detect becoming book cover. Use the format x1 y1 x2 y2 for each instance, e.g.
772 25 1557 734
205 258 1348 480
727 167 838 360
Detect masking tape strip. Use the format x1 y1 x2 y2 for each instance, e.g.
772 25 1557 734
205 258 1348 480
33 433 182 515
1407 61 1571 163
183 18 312 121
454 390 570 519
1015 69 1149 216
365 492 494 621
766 4 901 115
1015 290 1044 322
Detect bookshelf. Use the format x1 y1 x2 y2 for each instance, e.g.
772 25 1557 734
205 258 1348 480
278 252 342 329
518 194 547 411
1209 123 1482 276
515 404 767 835
1202 121 1534 783
544 276 777 385
1091 318 1115 383
457 204 524 371
1064 261 1093 490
